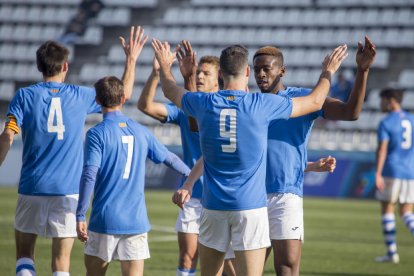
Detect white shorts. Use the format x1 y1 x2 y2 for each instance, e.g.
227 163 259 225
376 178 414 204
267 193 304 241
175 198 202 234
198 207 270 252
14 194 78 238
84 231 150 262
224 244 235 260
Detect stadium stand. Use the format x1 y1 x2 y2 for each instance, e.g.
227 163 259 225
0 0 413 151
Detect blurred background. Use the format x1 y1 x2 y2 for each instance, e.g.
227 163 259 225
0 0 413 199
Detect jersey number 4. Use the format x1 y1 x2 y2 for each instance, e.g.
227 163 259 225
220 109 237 153
401 120 412 149
47 98 65 140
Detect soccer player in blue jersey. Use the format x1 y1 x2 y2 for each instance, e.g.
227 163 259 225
138 42 235 276
252 36 376 276
152 39 347 276
75 76 191 276
0 26 147 276
375 88 414 264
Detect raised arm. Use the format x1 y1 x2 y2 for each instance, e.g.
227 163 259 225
177 40 198 92
375 141 388 192
290 45 348 118
119 26 148 101
152 39 186 109
0 128 15 166
323 36 376 120
172 156 204 209
137 57 169 122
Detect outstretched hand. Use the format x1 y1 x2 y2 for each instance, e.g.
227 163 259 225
151 39 176 69
119 26 148 62
177 40 198 79
314 156 336 173
323 45 348 75
356 36 376 72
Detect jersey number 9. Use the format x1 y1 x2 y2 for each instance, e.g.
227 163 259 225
220 109 237 153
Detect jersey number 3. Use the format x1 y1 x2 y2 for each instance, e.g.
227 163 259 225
220 109 237 153
47 98 65 140
401 120 412 149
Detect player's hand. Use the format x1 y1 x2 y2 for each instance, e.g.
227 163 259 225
172 184 192 209
322 45 348 75
152 39 177 69
76 221 88 242
375 174 385 192
314 156 336 173
356 36 376 72
119 26 148 62
176 40 198 79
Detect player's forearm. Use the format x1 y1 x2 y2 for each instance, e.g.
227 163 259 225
339 68 369 121
163 151 191 177
291 72 331 118
185 157 204 187
159 64 185 108
137 70 160 112
121 58 137 101
304 162 315 172
376 144 387 176
0 129 15 166
76 165 98 222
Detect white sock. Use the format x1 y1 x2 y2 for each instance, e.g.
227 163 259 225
52 272 70 276
176 267 196 276
16 258 36 276
402 212 414 236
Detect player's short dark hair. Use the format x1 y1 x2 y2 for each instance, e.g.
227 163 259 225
253 46 284 66
220 45 249 78
199 56 220 70
380 88 404 104
36 41 69 77
94 76 124 108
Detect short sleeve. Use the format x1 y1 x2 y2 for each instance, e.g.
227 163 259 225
84 128 103 168
181 92 205 118
164 103 181 125
146 129 168 164
79 86 101 114
378 121 389 142
266 94 293 121
7 89 25 128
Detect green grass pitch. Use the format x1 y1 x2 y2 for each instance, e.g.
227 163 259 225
0 187 413 275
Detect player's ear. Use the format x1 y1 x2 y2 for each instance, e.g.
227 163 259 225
62 62 68 73
246 65 250 77
280 66 286 77
120 95 126 104
218 69 223 80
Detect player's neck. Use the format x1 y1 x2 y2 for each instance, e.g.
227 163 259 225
43 74 65 83
102 106 122 114
270 82 285 94
223 81 248 91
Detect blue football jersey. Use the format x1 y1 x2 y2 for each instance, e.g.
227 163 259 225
84 111 168 234
266 87 323 196
7 82 100 196
164 103 203 199
181 90 292 211
378 111 414 179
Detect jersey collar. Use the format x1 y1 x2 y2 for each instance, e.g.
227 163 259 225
103 110 124 119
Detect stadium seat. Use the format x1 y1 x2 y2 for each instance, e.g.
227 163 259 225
398 70 414 88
